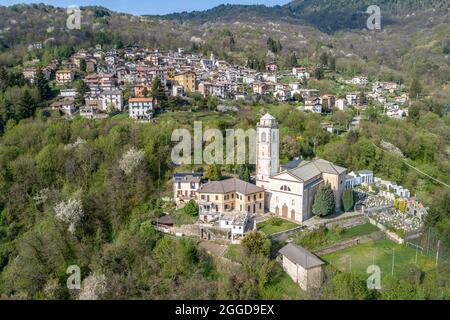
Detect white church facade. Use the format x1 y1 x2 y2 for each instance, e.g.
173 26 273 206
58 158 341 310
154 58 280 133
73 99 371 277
255 114 347 223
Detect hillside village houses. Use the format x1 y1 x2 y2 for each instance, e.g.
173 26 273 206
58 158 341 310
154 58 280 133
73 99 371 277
21 44 409 120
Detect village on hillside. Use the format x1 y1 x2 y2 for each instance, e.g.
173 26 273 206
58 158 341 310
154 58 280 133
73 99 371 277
22 44 410 122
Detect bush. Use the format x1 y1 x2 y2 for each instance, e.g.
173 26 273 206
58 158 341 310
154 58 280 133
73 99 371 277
342 189 354 212
268 216 282 227
332 224 345 236
183 200 199 216
295 226 328 250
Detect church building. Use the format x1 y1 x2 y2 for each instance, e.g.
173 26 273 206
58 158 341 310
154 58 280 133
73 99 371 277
255 114 347 223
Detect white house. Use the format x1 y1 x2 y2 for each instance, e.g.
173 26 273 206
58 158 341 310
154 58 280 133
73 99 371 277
346 93 359 106
304 97 322 113
128 97 155 120
350 76 368 86
274 89 291 102
172 85 185 97
99 90 123 111
335 98 348 111
292 67 310 80
49 100 76 116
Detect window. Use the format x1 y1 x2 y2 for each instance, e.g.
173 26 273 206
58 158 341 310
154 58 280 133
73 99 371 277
191 182 196 189
215 195 218 201
280 185 291 192
259 193 262 199
261 132 267 142
248 196 250 201
201 195 205 200
178 182 181 189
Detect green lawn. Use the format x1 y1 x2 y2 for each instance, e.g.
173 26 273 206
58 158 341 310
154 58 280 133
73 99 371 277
257 217 300 235
294 222 380 251
322 239 436 281
327 223 380 242
111 111 129 120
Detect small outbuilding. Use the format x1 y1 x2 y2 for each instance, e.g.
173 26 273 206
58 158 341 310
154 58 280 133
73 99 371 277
279 243 325 292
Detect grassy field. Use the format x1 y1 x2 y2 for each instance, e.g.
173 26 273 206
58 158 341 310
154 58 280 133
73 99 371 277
322 239 436 281
257 217 300 235
293 222 380 251
327 223 380 242
111 111 130 120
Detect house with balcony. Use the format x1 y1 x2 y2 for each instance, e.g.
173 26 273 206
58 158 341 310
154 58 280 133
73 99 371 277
197 178 265 226
128 97 156 120
173 172 203 209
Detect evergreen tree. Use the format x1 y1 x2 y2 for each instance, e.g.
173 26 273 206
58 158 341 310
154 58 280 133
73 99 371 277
314 67 324 80
205 164 222 181
329 56 336 71
237 164 245 180
312 184 335 217
243 166 251 183
16 89 35 120
35 69 51 100
289 52 298 68
342 189 354 212
151 77 167 108
75 80 90 105
79 59 87 72
410 78 422 99
320 52 329 66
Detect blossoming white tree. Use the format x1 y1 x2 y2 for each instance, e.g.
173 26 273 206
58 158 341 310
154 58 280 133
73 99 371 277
79 273 107 300
119 147 146 175
54 199 84 234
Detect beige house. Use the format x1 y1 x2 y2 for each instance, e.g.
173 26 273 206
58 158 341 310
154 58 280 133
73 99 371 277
56 69 74 84
197 178 265 223
173 173 203 209
279 243 324 292
174 71 196 93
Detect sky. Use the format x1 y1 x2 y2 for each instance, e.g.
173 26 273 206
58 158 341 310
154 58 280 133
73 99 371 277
0 0 290 15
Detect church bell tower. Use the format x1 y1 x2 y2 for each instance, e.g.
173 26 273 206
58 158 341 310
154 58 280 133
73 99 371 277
256 113 279 190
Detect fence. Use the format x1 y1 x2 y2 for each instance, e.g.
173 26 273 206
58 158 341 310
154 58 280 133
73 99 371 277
407 227 450 266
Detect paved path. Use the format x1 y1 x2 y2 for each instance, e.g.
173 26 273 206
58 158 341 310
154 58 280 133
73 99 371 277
302 211 364 228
